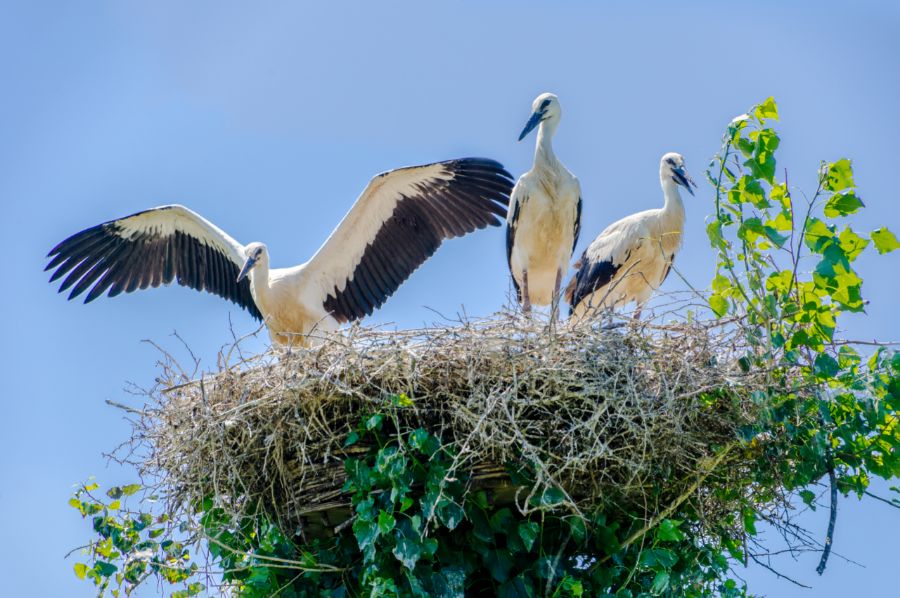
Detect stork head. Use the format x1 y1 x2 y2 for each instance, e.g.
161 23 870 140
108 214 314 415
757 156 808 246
660 152 697 196
518 92 561 141
236 242 268 283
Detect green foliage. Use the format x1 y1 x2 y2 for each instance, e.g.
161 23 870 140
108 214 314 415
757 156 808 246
706 96 900 535
70 98 899 596
68 481 202 597
70 415 745 597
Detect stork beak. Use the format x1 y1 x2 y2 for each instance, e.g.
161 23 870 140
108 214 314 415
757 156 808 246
236 256 257 283
518 110 544 141
673 166 697 196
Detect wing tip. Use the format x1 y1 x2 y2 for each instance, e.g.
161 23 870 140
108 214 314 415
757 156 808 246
446 157 514 182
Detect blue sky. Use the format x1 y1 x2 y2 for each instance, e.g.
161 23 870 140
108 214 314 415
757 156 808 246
1 1 898 595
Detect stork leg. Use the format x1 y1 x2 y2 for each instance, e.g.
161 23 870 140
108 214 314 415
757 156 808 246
550 268 562 323
522 271 532 314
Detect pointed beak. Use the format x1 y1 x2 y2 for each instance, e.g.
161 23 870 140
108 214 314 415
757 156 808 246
236 256 257 283
518 110 544 141
673 166 697 196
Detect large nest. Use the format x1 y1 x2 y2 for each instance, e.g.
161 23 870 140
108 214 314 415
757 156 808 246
128 309 776 539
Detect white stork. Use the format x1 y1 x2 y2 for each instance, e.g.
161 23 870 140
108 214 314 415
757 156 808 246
506 93 582 317
47 158 513 346
565 152 697 320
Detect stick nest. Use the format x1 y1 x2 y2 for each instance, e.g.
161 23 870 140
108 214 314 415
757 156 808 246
130 310 774 539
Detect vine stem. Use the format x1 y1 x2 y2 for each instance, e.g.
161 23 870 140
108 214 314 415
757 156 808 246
203 534 346 573
589 442 737 571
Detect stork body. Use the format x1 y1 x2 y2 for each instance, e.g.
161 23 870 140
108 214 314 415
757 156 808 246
566 153 696 319
507 93 581 315
47 158 513 346
241 254 336 345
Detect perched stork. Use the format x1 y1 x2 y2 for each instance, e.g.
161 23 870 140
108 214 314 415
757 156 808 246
565 152 697 320
47 158 513 346
506 93 582 317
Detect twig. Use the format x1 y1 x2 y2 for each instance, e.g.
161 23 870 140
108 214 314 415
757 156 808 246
105 399 146 416
863 490 900 510
816 459 838 575
750 554 812 589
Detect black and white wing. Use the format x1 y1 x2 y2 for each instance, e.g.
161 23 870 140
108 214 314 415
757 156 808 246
572 195 582 254
306 158 514 323
46 205 262 320
505 185 525 300
564 216 645 312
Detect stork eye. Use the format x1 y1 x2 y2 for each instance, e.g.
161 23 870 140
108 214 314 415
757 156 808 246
540 98 551 110
666 157 676 166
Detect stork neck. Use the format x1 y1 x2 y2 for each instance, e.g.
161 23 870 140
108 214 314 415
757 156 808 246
660 178 686 218
534 120 560 171
249 259 273 305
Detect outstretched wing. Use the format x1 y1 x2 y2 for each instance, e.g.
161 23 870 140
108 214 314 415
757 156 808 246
306 158 514 323
46 205 262 320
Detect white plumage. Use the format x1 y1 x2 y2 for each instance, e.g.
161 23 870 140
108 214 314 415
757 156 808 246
47 158 513 346
506 93 582 315
506 93 581 315
566 152 696 319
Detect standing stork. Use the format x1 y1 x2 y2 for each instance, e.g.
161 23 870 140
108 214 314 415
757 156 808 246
506 93 582 317
565 152 697 320
46 158 513 346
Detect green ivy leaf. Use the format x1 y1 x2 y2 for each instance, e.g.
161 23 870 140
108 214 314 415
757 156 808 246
799 489 816 509
73 563 88 580
122 484 141 496
729 176 768 208
485 549 514 582
639 548 677 569
871 227 900 254
437 501 464 531
518 521 539 552
655 519 685 542
824 192 864 217
742 510 757 536
770 183 790 209
651 570 671 595
839 227 869 261
393 537 423 570
814 353 840 379
709 294 729 317
706 220 724 249
804 218 835 253
353 519 378 556
377 510 395 535
489 508 515 534
537 487 565 507
94 560 118 577
365 413 384 431
754 97 779 121
824 159 855 192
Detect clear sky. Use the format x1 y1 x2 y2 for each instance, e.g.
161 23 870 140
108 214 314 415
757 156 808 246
1 1 898 595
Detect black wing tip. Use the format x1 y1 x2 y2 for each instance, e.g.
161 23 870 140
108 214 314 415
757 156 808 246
445 157 515 183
